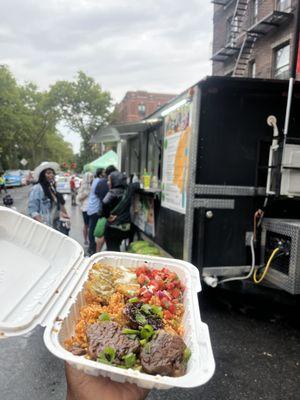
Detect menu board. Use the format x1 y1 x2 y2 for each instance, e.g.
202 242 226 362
161 101 192 214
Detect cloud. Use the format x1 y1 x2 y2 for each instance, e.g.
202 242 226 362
0 0 213 152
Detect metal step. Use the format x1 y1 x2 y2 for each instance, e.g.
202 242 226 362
233 24 256 78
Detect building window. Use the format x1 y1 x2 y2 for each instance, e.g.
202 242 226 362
138 103 146 115
276 0 291 12
249 60 256 78
250 0 258 26
273 42 290 79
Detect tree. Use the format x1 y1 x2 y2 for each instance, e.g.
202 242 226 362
0 65 74 170
19 83 61 167
0 65 24 169
44 131 74 165
49 71 113 165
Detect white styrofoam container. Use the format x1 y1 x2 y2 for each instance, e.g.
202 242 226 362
0 206 215 389
0 206 83 337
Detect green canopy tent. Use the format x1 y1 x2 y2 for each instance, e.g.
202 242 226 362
83 150 118 173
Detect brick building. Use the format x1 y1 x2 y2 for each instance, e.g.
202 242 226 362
212 0 299 79
114 91 176 123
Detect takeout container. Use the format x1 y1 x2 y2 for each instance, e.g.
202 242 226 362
0 206 215 389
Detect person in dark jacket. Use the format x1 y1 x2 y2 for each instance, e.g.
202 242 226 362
87 165 117 256
102 171 138 251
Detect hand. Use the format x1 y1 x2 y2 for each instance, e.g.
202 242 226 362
65 363 148 400
108 214 117 223
34 215 42 223
60 211 70 219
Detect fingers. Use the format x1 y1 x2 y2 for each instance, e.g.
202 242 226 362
65 363 149 400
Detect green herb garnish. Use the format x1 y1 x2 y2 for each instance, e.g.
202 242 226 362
122 328 140 335
122 353 136 368
141 304 152 314
139 339 147 346
128 297 139 303
144 342 151 354
99 312 110 322
150 305 163 318
97 347 116 364
140 324 154 340
127 334 138 340
135 311 147 325
183 347 191 362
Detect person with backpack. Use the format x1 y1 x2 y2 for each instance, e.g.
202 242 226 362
86 166 117 255
102 171 139 251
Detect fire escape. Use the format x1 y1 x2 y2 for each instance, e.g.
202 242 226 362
211 0 293 77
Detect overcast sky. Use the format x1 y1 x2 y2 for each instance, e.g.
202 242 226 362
1 0 213 152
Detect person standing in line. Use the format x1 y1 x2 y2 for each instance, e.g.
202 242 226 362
86 168 104 255
102 171 139 251
76 172 94 246
28 162 70 230
70 175 77 206
93 164 118 252
87 165 118 255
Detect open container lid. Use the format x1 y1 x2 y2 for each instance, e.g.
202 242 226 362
0 206 84 338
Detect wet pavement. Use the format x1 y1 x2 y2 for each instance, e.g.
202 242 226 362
0 186 299 400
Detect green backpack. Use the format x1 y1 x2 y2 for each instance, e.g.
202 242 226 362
93 217 107 238
93 188 129 238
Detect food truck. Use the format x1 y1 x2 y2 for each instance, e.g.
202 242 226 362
94 76 300 295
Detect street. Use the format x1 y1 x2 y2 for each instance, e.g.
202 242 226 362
0 186 299 400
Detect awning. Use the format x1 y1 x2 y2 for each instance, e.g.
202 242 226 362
91 119 162 143
90 126 120 144
83 150 118 172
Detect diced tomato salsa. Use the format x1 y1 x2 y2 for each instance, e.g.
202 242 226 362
135 265 185 316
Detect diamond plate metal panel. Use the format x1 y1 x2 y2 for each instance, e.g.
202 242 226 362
261 219 300 294
194 185 266 196
194 198 235 209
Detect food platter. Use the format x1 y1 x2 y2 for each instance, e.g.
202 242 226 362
44 252 215 389
0 206 215 389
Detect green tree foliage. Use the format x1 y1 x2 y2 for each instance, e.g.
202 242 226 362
44 131 74 165
49 71 113 165
0 65 24 169
19 83 61 167
0 65 74 170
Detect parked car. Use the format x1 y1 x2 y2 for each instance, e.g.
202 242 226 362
4 170 23 187
56 175 71 194
20 170 34 185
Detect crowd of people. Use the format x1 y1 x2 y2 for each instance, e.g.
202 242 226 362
27 161 138 254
